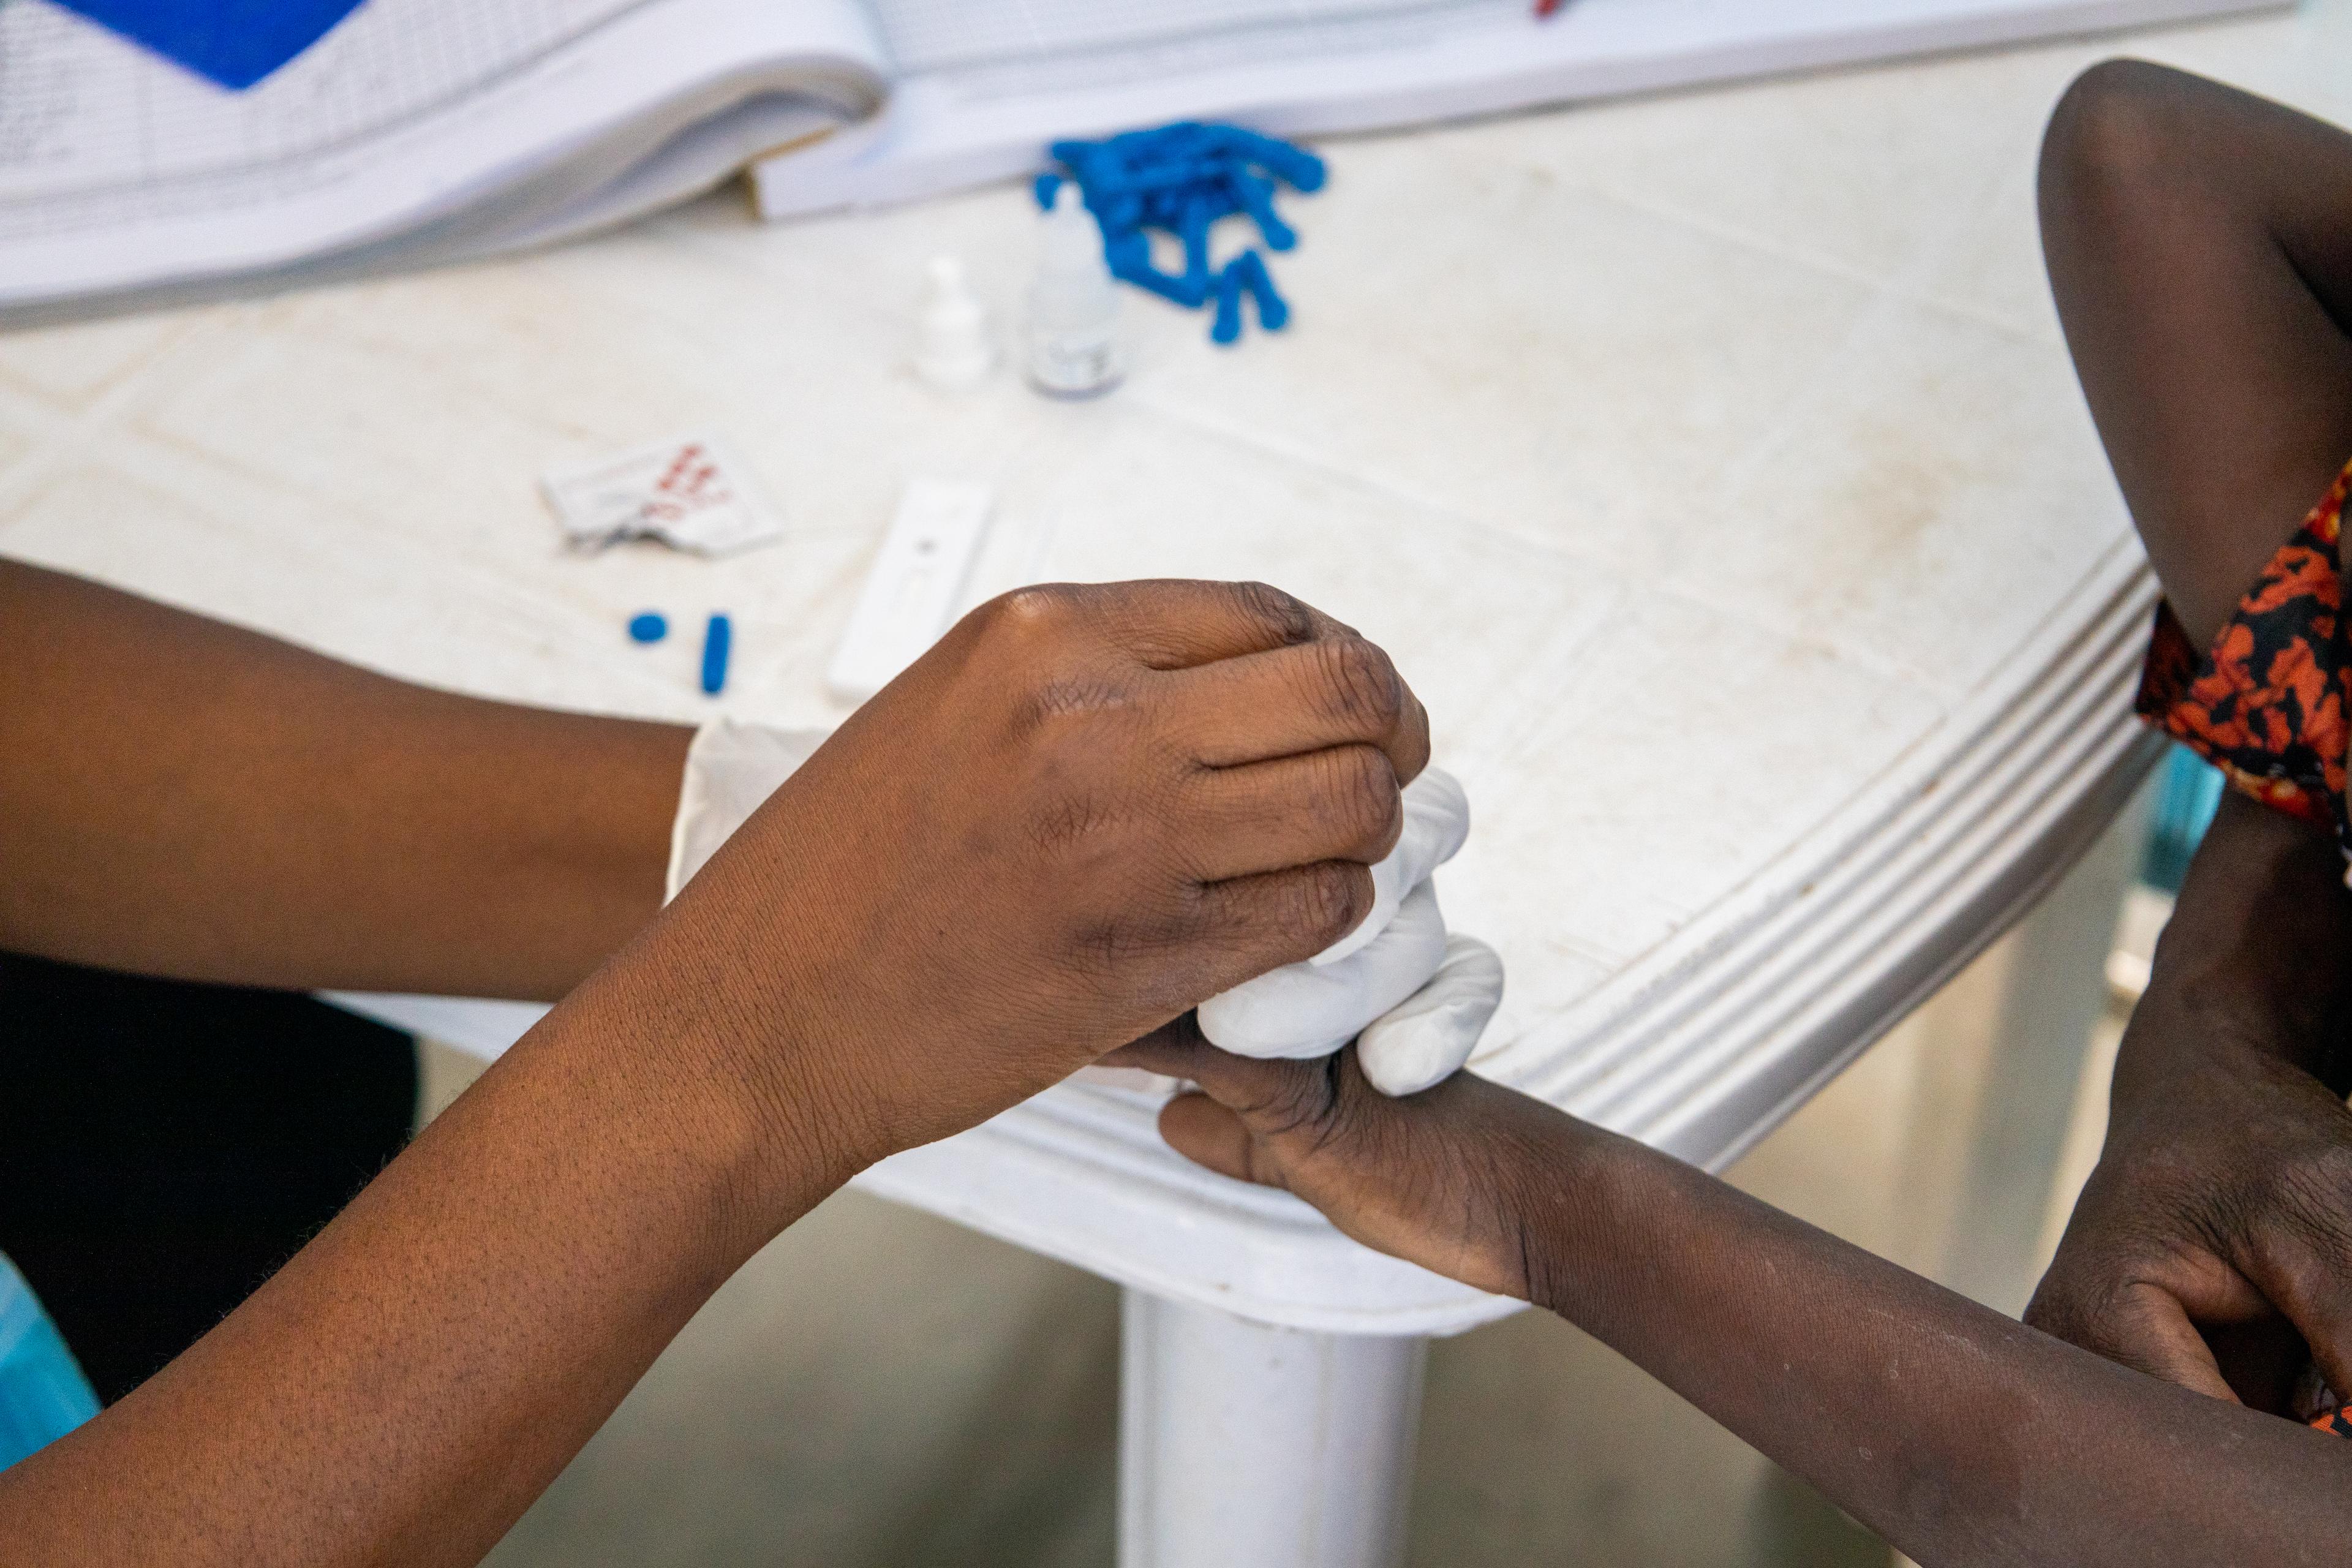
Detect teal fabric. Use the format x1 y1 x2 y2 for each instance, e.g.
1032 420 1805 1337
2144 744 2225 894
0 1254 100 1472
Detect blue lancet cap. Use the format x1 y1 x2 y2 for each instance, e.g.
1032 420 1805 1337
699 614 731 696
1235 250 1290 331
1042 120 1321 345
1211 264 1246 346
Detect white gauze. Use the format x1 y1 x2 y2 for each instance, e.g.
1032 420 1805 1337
665 718 829 902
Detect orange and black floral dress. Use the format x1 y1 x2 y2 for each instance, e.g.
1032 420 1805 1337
2138 460 2352 860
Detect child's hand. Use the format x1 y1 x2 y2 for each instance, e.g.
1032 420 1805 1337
2028 1032 2352 1412
1112 1017 1572 1300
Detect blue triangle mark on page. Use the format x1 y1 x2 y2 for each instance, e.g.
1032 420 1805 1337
54 0 371 90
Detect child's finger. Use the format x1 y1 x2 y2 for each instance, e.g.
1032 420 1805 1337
1104 1015 1330 1109
2096 1283 2244 1404
2238 1235 2352 1403
1147 1038 1350 1191
1158 1092 1270 1186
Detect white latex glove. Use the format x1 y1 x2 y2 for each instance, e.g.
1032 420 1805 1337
1197 767 1504 1097
1196 878 1451 1059
665 717 827 901
1314 767 1469 965
1355 933 1506 1096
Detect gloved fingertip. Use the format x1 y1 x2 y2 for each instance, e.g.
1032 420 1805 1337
1313 769 1469 968
1207 883 1449 1058
1358 1027 1477 1097
1406 767 1471 869
1357 932 1504 1096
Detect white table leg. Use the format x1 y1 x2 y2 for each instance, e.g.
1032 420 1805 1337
1928 780 2150 1316
1118 1289 1427 1568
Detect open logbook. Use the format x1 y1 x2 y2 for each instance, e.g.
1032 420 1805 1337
0 0 2284 322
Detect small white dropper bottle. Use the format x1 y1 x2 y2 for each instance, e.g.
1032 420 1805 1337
914 255 995 391
1025 183 1124 399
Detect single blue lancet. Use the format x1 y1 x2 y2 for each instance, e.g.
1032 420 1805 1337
1038 121 1323 345
1210 263 1246 346
627 611 669 645
1178 197 1217 295
699 614 731 696
1232 249 1290 331
1226 127 1328 193
1231 173 1297 252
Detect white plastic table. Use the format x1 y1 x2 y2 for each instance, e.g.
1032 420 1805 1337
9 4 2344 1560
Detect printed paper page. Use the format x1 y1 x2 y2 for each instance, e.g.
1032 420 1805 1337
758 0 2278 214
864 0 1515 86
0 0 887 315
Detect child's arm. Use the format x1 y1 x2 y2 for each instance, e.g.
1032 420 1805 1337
2041 59 2352 649
2031 58 2352 1409
1119 1026 2352 1564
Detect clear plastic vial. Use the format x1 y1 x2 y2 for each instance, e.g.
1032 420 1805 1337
914 254 995 391
1025 183 1124 399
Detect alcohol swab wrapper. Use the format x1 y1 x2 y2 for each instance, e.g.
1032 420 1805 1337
541 432 785 557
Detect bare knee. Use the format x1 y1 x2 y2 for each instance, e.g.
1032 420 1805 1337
2040 59 2204 221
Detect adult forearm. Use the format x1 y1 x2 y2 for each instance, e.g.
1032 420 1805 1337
2024 789 2352 1412
1515 1120 2352 1564
0 560 688 998
0 902 855 1567
2113 791 2352 1102
0 572 1429 1562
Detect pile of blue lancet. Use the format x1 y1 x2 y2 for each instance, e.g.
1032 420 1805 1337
1034 123 1327 346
